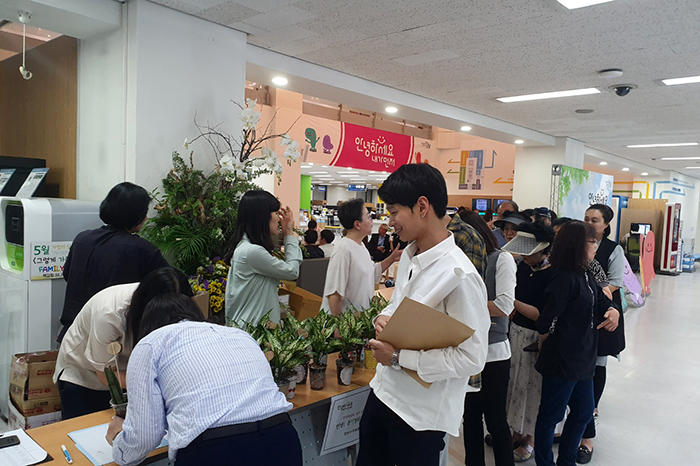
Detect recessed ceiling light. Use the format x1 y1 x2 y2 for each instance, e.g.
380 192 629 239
307 171 328 174
599 161 608 165
660 157 700 160
641 172 649 176
661 75 700 86
308 162 314 165
339 175 358 178
557 0 615 9
347 167 353 170
497 88 601 103
627 143 698 148
514 139 525 145
382 171 388 174
385 106 398 114
684 167 700 169
460 125 472 132
322 165 328 168
271 76 288 86
622 167 630 171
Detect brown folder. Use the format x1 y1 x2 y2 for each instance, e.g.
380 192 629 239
377 297 475 388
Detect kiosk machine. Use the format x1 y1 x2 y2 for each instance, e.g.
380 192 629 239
0 197 101 418
660 202 682 275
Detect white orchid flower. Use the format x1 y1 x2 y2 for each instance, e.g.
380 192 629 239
219 154 235 171
183 138 189 150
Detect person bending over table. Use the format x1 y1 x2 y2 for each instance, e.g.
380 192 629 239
54 267 193 419
107 294 301 466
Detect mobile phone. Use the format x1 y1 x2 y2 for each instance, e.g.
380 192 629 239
0 435 20 449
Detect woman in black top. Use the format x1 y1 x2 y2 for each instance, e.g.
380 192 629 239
58 182 169 342
533 221 619 466
501 222 555 462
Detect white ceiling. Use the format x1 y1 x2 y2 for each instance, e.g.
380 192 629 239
151 0 700 177
300 163 388 188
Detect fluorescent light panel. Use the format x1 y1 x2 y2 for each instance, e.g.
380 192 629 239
661 75 700 86
497 88 600 103
684 167 700 169
627 143 698 148
307 171 328 174
557 0 615 9
661 157 700 160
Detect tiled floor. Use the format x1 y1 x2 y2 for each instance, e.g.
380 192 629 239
448 271 700 466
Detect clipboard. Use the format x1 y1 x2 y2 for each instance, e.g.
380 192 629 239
378 297 475 388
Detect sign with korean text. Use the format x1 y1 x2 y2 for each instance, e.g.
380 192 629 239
331 123 414 172
320 386 370 456
16 168 49 198
347 184 366 192
0 168 15 193
30 242 71 280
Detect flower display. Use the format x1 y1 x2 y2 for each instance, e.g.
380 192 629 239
189 257 229 315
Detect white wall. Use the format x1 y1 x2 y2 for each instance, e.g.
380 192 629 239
327 186 361 206
77 0 247 200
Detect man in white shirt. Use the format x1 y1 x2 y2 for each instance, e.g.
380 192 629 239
357 163 490 466
322 199 401 315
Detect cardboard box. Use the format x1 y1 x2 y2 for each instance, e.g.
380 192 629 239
10 351 59 408
10 396 61 417
280 286 322 321
193 291 210 319
8 398 62 430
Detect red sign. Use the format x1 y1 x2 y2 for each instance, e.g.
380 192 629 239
330 123 414 172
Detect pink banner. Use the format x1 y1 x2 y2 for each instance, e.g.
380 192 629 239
330 123 414 172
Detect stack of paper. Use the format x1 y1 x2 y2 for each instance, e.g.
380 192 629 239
68 424 168 466
0 429 48 466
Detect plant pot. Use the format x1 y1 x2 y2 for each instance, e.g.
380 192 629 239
278 380 297 400
110 394 128 419
294 362 309 385
315 354 328 366
364 346 378 370
309 364 327 390
336 358 354 386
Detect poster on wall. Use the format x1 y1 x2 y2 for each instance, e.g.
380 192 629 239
556 165 614 219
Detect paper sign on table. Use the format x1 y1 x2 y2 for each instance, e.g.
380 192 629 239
15 168 49 198
319 386 371 456
0 428 48 466
378 297 475 388
69 424 168 466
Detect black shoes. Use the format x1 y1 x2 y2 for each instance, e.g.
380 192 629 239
576 445 593 464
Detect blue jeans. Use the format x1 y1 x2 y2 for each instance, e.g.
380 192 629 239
534 377 594 466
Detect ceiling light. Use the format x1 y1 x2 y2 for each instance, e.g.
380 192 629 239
660 157 700 160
556 0 615 9
641 172 649 176
385 106 398 114
622 167 630 171
347 167 353 170
308 162 314 165
271 76 288 86
307 171 328 174
460 125 472 132
627 143 698 148
339 175 358 178
661 75 700 86
514 139 525 145
684 167 700 169
497 88 601 103
599 161 608 165
322 165 328 168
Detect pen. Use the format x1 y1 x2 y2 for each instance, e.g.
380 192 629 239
61 444 73 464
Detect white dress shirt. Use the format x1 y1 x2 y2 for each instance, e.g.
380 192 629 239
54 283 138 390
112 322 291 465
369 233 490 436
321 237 382 312
487 251 517 363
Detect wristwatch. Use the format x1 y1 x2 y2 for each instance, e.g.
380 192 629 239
391 350 401 369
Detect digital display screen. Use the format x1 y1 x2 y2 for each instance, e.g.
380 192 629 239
472 198 491 211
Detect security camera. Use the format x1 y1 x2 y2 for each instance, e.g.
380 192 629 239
608 84 637 97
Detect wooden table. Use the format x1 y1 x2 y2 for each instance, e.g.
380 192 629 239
26 354 375 466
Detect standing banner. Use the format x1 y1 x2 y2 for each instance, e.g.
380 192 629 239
557 165 614 218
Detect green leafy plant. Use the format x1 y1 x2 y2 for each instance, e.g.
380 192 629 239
356 296 388 342
335 308 365 362
105 366 126 405
141 151 257 274
306 309 340 367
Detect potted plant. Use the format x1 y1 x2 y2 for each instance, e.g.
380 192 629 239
357 295 388 369
306 310 340 390
282 314 311 385
105 366 127 418
335 310 365 386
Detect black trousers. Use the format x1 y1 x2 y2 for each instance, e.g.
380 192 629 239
57 379 112 420
357 390 446 466
582 365 606 439
176 418 302 466
463 359 514 466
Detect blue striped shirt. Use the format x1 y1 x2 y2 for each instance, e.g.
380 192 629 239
112 322 292 465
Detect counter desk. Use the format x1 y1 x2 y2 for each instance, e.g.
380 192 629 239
27 354 375 466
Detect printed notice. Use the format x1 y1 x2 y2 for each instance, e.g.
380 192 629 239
15 168 49 198
30 242 71 280
319 386 370 456
0 168 15 193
